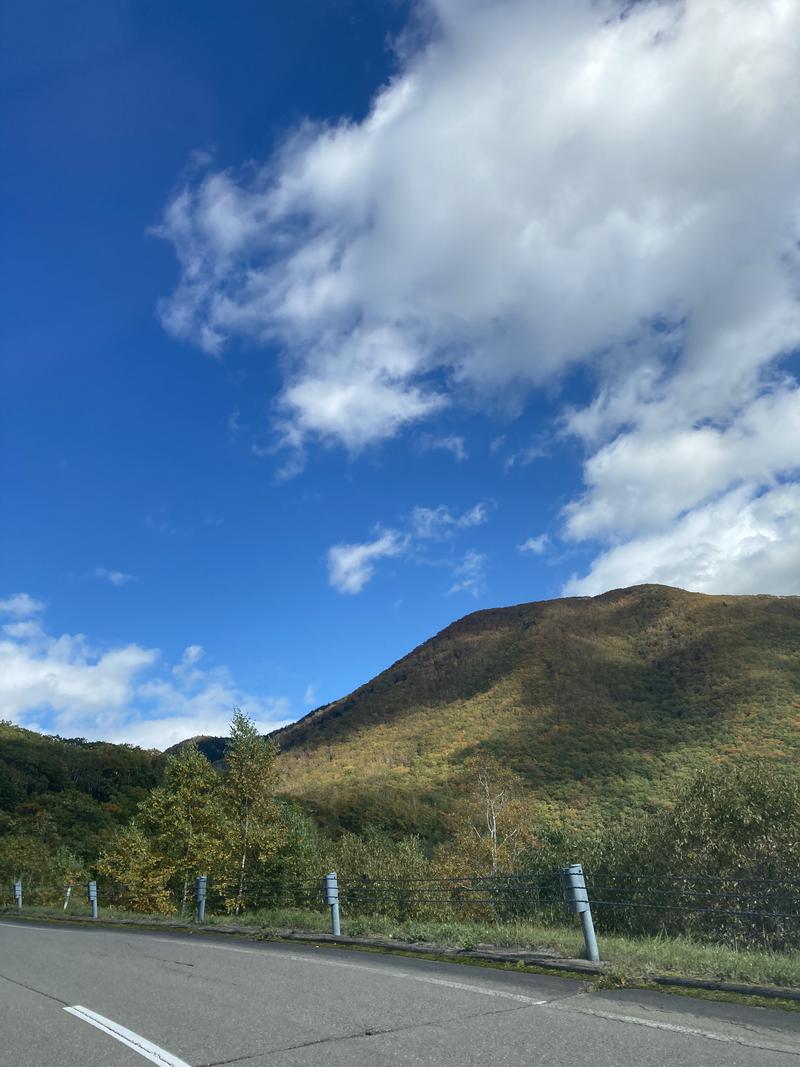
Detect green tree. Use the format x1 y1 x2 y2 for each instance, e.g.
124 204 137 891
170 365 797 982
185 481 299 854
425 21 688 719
220 709 283 912
97 822 174 913
139 745 224 914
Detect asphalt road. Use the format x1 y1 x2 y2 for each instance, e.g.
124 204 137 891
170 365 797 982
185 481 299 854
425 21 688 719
2 920 800 1066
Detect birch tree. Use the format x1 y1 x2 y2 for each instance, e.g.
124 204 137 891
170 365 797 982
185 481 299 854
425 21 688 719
221 709 283 913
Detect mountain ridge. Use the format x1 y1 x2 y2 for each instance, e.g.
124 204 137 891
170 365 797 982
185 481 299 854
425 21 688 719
179 584 800 837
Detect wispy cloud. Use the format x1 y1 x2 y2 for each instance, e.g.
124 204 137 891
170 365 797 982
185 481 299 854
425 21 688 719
0 592 44 618
410 503 489 540
448 550 487 598
327 530 407 594
418 434 468 462
518 534 549 556
327 501 492 595
94 567 137 587
228 407 244 436
504 444 547 472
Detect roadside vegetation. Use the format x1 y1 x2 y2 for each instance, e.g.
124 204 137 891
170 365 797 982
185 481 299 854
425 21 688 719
5 707 800 994
4 587 800 992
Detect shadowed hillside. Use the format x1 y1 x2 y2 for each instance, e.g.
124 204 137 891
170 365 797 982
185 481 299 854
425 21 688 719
254 585 800 836
0 722 164 858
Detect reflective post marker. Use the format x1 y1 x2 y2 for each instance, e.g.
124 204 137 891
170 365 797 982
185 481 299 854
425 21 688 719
561 863 600 962
195 876 207 924
13 880 22 911
87 880 98 920
323 871 341 936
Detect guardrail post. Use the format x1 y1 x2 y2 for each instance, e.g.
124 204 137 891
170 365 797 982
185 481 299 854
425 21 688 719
87 880 98 919
561 863 600 962
323 871 341 936
13 880 22 911
195 875 207 923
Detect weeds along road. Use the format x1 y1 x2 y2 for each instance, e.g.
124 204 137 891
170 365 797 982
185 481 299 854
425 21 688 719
2 920 800 1066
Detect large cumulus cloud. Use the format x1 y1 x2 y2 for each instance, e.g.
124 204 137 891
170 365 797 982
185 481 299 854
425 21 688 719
156 0 800 593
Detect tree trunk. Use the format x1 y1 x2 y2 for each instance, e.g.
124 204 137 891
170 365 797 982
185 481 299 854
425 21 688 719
235 805 249 915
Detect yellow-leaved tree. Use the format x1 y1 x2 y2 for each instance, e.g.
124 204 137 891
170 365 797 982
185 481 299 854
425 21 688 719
138 744 225 914
97 822 174 913
220 709 284 913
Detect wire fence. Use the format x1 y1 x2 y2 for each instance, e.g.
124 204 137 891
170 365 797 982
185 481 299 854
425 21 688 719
336 871 566 924
6 866 800 951
584 870 800 949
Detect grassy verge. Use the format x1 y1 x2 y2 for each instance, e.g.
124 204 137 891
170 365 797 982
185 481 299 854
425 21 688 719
209 909 800 989
7 904 800 992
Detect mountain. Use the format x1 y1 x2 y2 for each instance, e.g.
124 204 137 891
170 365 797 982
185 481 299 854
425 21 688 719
256 584 800 837
6 584 800 851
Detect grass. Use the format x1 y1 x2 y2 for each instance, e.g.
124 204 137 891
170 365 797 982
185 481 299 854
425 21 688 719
212 909 800 990
8 902 800 993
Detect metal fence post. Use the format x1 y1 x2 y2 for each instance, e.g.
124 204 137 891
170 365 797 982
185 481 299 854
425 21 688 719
195 875 207 923
87 881 98 920
561 863 600 962
13 880 22 911
323 871 341 936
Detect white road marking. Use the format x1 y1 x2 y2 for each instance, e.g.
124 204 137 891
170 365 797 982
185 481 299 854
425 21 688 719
150 937 546 1003
13 925 799 1056
286 952 547 1004
562 1005 800 1058
64 1005 190 1066
0 922 55 930
147 936 256 953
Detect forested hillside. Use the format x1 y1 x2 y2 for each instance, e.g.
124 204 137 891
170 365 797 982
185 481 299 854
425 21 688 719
0 722 163 858
4 584 800 864
264 584 800 837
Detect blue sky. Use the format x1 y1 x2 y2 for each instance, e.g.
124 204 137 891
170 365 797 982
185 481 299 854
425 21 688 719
2 0 799 747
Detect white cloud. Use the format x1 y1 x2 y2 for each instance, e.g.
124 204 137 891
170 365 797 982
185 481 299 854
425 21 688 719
303 683 317 707
157 0 800 591
448 549 487 598
327 529 407 594
564 384 800 542
519 534 549 556
0 595 292 748
172 643 205 684
504 444 547 472
419 434 468 461
156 0 800 443
2 620 44 641
565 484 800 597
0 593 44 618
0 629 157 721
410 502 489 539
94 567 137 586
328 502 491 594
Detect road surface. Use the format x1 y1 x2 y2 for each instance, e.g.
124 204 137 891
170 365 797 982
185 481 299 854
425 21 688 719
2 919 800 1065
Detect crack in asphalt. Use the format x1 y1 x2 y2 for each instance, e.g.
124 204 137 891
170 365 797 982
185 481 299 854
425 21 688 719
0 969 68 1006
198 1002 536 1066
140 954 196 968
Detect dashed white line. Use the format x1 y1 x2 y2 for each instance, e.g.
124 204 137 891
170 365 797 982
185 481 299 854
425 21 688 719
63 1005 190 1066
